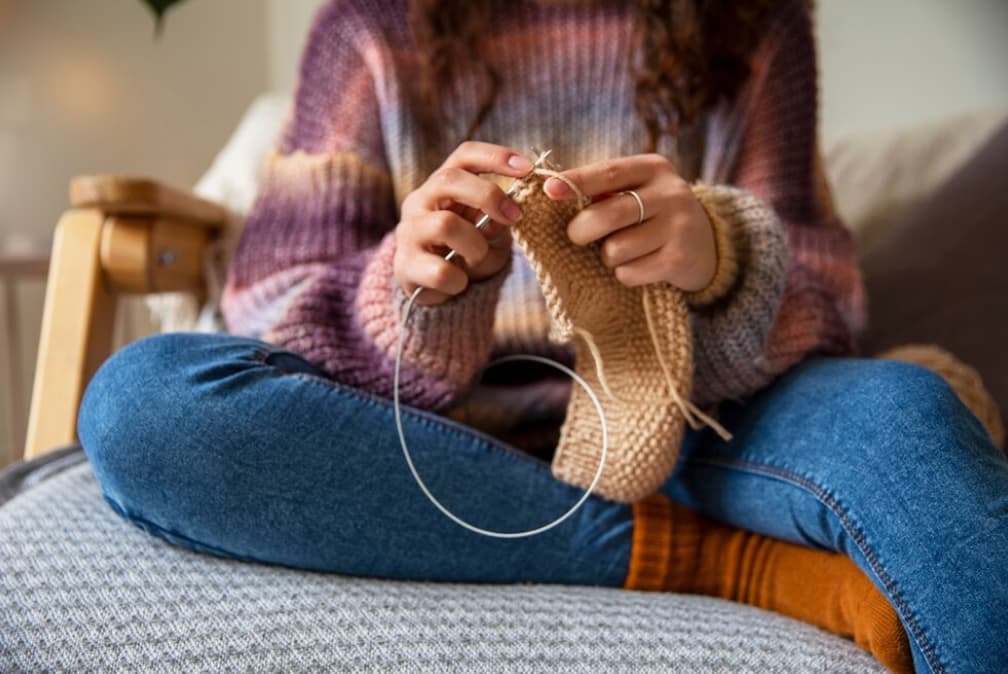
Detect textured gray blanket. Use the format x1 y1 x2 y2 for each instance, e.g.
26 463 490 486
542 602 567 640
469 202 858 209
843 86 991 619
0 454 883 672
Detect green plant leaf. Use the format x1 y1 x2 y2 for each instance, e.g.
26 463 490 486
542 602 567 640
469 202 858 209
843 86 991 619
140 0 189 35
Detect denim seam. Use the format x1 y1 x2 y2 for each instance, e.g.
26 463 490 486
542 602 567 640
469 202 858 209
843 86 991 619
252 346 540 464
251 347 544 487
102 492 275 568
689 455 942 674
281 370 556 470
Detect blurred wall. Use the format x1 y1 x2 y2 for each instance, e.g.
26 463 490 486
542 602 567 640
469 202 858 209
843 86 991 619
0 0 269 241
0 0 268 464
267 0 322 95
817 0 1008 145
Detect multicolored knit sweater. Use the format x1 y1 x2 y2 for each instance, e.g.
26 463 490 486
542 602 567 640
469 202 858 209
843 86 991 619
222 0 865 447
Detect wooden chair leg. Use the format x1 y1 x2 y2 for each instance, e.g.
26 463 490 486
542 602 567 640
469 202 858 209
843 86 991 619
25 210 116 460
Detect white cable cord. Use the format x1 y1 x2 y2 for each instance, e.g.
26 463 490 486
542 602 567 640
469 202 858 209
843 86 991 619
393 286 608 539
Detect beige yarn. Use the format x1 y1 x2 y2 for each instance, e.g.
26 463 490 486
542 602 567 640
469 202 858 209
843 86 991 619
509 168 725 502
879 344 1005 450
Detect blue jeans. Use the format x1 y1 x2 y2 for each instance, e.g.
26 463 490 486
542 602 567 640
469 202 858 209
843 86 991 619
78 333 1008 674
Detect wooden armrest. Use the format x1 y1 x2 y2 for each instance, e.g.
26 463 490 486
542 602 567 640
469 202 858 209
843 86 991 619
25 177 232 460
70 176 229 228
100 216 214 295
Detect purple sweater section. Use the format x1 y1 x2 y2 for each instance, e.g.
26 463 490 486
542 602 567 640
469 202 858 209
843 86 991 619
222 0 865 425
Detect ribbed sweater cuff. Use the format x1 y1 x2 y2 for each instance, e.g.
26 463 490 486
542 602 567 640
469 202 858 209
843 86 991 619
685 183 746 308
686 186 790 404
357 233 511 388
624 494 701 593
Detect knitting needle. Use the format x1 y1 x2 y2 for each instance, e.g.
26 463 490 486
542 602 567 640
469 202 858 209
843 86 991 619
443 148 552 263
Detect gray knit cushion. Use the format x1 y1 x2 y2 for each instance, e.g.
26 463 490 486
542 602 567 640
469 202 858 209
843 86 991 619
0 458 883 672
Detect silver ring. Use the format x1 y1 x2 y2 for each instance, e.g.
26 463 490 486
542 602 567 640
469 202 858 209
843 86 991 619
621 189 645 225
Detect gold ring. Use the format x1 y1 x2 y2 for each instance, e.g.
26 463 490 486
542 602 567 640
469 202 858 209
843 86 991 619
621 189 645 225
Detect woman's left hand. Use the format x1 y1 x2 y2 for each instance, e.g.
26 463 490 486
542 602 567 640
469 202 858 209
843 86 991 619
543 153 716 291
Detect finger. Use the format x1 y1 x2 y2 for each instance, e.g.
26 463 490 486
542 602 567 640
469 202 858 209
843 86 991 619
566 187 661 246
599 218 665 268
416 211 489 268
418 167 523 224
545 154 670 200
442 140 533 177
613 248 671 288
478 218 511 243
406 252 469 299
450 203 512 243
485 225 513 250
468 232 513 281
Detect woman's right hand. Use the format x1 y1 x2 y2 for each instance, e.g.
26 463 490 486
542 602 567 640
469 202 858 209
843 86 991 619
395 141 532 305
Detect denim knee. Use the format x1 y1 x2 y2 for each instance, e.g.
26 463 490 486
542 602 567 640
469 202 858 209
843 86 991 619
820 358 997 488
863 358 987 441
78 333 264 514
80 335 186 500
705 357 998 507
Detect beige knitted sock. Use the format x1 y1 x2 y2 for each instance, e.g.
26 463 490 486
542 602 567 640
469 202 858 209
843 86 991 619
509 171 699 502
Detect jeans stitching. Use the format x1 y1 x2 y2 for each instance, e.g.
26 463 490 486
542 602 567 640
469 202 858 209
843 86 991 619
689 455 942 674
281 370 558 471
103 492 297 568
248 343 550 467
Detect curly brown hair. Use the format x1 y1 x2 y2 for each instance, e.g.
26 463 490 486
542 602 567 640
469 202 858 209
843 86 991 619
409 0 778 163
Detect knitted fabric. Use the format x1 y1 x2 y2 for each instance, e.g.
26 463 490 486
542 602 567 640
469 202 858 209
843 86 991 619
878 344 1005 449
683 183 747 308
222 0 863 447
509 171 694 501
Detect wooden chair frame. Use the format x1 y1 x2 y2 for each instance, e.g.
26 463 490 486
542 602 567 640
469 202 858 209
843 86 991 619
24 176 227 459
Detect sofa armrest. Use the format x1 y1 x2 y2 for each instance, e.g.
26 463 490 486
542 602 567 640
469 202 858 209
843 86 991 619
24 178 227 460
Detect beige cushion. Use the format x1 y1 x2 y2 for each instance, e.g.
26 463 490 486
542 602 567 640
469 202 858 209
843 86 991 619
858 118 1008 425
825 107 1008 250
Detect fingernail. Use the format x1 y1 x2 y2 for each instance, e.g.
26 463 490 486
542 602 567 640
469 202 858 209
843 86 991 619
501 198 522 221
545 177 571 199
508 154 532 171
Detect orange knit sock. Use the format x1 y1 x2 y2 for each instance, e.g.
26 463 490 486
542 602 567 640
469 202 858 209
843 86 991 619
626 495 913 674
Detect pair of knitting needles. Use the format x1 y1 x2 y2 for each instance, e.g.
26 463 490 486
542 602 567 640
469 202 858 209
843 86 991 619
442 147 553 264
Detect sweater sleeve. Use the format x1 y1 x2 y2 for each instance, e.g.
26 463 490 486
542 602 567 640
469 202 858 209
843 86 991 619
688 0 867 405
221 1 507 411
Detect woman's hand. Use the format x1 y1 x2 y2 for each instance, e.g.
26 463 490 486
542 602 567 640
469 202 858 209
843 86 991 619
543 153 716 292
395 142 531 305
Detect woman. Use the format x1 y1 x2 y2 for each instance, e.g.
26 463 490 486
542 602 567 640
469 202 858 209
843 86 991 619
79 2 1007 672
